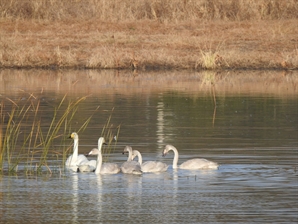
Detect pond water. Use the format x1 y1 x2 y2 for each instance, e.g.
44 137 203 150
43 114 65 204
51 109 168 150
0 69 297 223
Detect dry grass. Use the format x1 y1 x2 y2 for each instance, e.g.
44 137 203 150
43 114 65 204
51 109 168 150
1 0 297 21
0 0 297 70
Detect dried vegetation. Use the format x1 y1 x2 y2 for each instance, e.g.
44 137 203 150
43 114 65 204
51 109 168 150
0 0 297 70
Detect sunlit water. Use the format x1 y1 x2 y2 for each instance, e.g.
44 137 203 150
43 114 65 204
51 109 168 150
0 69 297 223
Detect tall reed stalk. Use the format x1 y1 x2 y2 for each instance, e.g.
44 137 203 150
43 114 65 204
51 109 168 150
100 108 121 162
0 93 96 175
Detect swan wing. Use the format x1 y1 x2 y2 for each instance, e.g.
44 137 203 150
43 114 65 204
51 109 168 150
77 159 97 172
141 161 168 173
78 164 94 172
101 163 120 174
76 154 89 165
180 158 219 170
155 161 169 172
120 161 142 174
65 154 89 167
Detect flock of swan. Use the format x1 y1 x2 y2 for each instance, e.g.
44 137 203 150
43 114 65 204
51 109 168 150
65 132 219 174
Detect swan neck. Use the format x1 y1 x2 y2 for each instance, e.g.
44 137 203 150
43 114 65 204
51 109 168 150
95 138 104 174
127 148 133 162
137 151 142 165
171 147 179 169
98 138 104 151
95 152 102 174
72 138 79 161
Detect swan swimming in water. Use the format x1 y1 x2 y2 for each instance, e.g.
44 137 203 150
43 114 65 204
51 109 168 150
87 137 120 174
120 146 142 175
132 150 168 173
162 145 219 170
65 132 96 171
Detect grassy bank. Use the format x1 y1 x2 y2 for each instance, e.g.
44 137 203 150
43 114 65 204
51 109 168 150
0 0 297 70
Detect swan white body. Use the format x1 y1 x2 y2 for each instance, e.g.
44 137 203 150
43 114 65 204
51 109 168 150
162 145 219 170
132 150 168 173
65 132 95 170
120 146 142 174
77 163 96 172
88 137 120 174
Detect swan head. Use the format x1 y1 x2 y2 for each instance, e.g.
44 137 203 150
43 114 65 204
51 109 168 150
69 132 79 140
122 146 132 155
162 144 174 157
98 137 106 145
87 148 100 156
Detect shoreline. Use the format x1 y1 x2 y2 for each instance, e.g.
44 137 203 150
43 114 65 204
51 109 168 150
1 69 297 97
1 19 297 70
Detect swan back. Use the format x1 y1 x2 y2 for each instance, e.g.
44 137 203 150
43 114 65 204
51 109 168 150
180 158 219 170
120 161 142 174
100 163 120 174
132 149 168 173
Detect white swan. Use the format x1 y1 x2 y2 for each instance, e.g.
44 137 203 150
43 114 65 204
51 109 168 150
162 145 219 170
77 155 97 172
65 132 93 169
120 146 142 174
132 150 168 173
87 137 120 174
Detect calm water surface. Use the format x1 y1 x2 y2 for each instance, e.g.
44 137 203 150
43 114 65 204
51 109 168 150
0 69 297 223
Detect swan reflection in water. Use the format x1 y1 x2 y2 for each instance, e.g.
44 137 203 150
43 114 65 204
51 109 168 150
70 174 78 223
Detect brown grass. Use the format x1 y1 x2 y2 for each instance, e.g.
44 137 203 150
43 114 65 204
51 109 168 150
0 0 297 70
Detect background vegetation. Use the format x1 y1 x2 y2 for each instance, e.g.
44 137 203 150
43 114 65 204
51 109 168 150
1 0 297 21
0 0 297 69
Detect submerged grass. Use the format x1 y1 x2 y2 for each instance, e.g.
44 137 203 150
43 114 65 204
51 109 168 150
0 93 98 175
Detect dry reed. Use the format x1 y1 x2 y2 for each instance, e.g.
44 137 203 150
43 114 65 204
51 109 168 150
0 0 297 70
